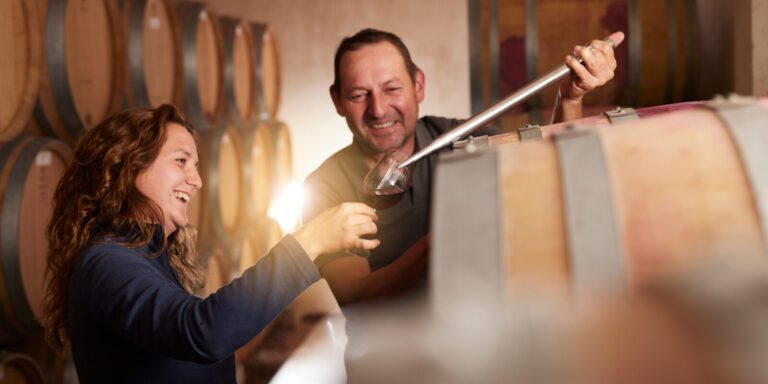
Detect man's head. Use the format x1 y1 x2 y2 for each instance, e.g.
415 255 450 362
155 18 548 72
330 29 425 156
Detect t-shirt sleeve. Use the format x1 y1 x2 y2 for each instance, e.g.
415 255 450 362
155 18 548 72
72 235 319 364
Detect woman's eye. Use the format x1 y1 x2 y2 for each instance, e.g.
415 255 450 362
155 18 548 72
176 158 187 165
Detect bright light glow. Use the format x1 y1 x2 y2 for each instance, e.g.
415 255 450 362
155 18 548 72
268 181 305 233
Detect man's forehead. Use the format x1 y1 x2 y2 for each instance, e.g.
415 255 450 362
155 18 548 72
341 41 406 68
339 42 409 85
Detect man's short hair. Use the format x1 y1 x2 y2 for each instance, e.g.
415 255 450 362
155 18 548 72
331 28 420 94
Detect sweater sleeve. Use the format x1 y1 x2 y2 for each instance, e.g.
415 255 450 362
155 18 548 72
71 235 320 364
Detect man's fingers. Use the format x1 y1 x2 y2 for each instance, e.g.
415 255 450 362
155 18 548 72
340 202 378 219
566 55 594 83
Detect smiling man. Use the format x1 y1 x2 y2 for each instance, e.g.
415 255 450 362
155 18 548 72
303 28 619 305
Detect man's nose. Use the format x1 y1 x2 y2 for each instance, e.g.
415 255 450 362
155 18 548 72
367 92 387 118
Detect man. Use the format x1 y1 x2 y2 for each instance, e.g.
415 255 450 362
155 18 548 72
303 28 621 305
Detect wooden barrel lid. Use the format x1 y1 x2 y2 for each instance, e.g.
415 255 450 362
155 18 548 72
233 219 284 276
198 244 229 298
235 231 264 277
242 121 273 225
124 0 182 108
177 1 223 131
251 23 281 120
0 136 72 342
263 218 284 252
35 0 125 144
199 124 244 244
186 178 205 234
0 0 41 142
217 127 243 233
9 339 77 384
270 121 293 196
0 352 45 384
221 17 256 127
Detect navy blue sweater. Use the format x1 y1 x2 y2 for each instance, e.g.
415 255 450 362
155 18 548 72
68 231 320 383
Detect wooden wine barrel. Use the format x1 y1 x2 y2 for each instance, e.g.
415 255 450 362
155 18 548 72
0 352 45 384
432 97 768 305
241 121 274 225
199 124 245 245
232 220 284 278
492 101 704 144
0 136 72 342
251 23 281 120
500 0 698 105
186 177 205 235
220 17 256 127
11 339 78 384
197 242 230 298
0 0 41 142
123 0 182 108
34 0 125 144
270 121 293 197
176 1 224 131
233 231 266 278
495 0 714 127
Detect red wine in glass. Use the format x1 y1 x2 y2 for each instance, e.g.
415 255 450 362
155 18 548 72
345 151 411 257
364 187 406 210
362 150 411 210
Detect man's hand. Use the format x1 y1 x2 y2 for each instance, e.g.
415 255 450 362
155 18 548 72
557 31 624 122
561 31 624 103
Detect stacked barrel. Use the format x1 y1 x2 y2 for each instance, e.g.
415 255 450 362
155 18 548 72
0 0 292 381
473 0 731 130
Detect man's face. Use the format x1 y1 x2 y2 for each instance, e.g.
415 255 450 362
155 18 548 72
331 41 425 156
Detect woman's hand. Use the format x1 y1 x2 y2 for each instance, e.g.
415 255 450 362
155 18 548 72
292 202 379 260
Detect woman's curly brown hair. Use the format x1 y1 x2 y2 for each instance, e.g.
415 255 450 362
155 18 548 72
43 104 205 352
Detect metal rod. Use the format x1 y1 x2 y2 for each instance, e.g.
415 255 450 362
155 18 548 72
398 35 621 169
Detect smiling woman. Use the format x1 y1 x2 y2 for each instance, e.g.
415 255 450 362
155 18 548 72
43 104 380 383
134 122 203 237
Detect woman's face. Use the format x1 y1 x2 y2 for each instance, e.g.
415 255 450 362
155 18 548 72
135 123 203 236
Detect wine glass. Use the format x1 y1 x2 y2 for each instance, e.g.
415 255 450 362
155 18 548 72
362 150 411 210
345 150 412 258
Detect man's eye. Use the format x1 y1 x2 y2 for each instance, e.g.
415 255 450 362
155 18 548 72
386 87 401 93
349 94 365 102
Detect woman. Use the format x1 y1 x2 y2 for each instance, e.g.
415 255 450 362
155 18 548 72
43 105 379 383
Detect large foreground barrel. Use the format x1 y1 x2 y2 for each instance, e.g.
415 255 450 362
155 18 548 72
34 0 125 144
0 0 41 142
0 136 72 342
492 101 704 144
432 97 768 305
